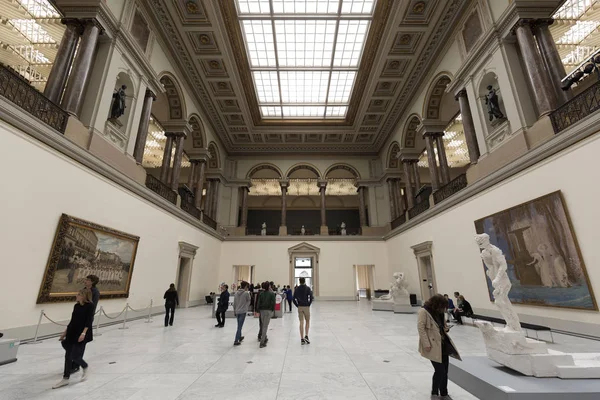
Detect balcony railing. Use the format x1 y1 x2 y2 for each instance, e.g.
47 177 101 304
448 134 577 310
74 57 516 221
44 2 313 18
391 213 407 229
408 199 430 219
179 187 201 220
550 80 600 134
0 63 68 133
433 174 468 204
202 213 217 230
145 174 177 204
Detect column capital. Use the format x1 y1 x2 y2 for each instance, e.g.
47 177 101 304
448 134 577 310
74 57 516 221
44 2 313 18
533 18 554 28
398 153 420 163
511 18 536 34
455 88 468 100
80 18 105 34
145 88 156 100
189 154 209 164
162 120 192 138
60 18 84 33
317 179 328 189
279 179 290 188
417 120 448 137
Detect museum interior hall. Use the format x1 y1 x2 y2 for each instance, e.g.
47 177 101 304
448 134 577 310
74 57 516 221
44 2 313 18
1 0 600 398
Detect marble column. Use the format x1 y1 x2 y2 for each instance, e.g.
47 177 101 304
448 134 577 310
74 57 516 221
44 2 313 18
188 160 198 191
435 134 451 185
44 19 81 103
211 179 220 220
318 180 328 235
204 179 213 216
358 186 367 227
412 161 421 193
169 134 185 191
387 178 397 220
456 89 480 164
240 186 249 227
194 160 206 208
514 19 558 117
534 19 571 104
424 134 441 191
402 161 415 209
160 133 175 184
394 179 405 215
62 20 101 117
133 89 156 164
280 181 289 229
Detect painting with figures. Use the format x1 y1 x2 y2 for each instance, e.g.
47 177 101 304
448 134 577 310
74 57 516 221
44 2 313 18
474 191 597 310
37 214 139 303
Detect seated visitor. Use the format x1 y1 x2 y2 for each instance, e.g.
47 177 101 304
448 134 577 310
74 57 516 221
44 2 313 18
444 294 455 323
453 295 473 325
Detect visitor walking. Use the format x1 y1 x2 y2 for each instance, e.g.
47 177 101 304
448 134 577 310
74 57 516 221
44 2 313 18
53 288 95 389
286 285 293 313
417 294 462 400
164 283 179 326
71 275 99 375
293 277 313 345
233 281 251 346
215 284 229 327
257 281 275 348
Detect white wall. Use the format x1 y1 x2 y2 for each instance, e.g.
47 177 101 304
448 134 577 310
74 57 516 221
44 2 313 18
386 133 600 333
220 241 390 299
0 122 221 331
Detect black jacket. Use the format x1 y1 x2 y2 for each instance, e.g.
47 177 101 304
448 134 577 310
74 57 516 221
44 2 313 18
66 302 94 344
164 290 179 306
217 291 230 310
293 284 313 307
461 300 474 316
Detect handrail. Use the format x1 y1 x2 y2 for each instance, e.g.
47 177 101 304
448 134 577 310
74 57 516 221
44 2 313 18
202 212 217 230
433 174 468 204
391 213 407 229
179 188 201 219
408 199 430 219
550 79 600 134
145 174 177 204
0 63 69 133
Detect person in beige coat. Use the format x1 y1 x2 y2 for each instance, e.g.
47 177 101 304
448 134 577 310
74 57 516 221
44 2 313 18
417 294 462 400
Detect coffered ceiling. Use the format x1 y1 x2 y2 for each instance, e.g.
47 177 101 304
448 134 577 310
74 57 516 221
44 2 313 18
145 0 469 154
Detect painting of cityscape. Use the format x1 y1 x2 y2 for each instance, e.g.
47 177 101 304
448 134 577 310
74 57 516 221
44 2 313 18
474 191 597 310
37 214 139 303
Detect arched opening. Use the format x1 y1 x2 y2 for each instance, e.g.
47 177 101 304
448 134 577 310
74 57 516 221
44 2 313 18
207 142 220 170
387 142 400 169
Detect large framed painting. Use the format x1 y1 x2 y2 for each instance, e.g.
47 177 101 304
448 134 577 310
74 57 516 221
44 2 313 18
37 214 140 303
474 191 597 310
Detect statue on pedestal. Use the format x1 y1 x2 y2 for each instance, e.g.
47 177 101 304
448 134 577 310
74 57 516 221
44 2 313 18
475 233 521 332
110 85 127 119
301 225 305 235
341 222 346 236
485 85 505 122
261 222 266 236
379 272 409 303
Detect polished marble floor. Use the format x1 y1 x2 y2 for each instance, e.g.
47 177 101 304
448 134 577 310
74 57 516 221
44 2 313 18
2 301 599 399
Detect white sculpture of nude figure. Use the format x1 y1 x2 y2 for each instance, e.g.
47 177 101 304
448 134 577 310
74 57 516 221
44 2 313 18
379 272 410 303
475 233 522 333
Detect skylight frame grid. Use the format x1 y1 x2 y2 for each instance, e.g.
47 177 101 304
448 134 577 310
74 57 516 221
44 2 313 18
236 0 376 119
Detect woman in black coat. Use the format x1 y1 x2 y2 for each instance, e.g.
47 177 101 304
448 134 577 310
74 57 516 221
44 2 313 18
53 288 94 389
164 283 179 327
215 284 229 328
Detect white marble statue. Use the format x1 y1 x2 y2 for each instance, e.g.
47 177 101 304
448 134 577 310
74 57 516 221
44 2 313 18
261 222 266 236
341 222 346 236
476 233 522 332
301 225 305 235
379 272 410 303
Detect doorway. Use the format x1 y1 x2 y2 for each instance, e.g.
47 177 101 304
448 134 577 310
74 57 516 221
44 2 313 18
354 265 375 300
233 265 255 285
411 241 437 302
177 242 198 308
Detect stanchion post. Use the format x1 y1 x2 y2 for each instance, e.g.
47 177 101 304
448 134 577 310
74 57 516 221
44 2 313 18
94 306 102 336
145 299 153 323
119 304 129 330
29 309 44 345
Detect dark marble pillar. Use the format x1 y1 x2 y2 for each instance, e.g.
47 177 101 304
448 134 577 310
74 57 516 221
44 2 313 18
358 186 367 227
44 19 81 103
424 134 441 191
402 161 415 209
211 179 220 220
456 89 480 164
188 160 198 191
514 19 558 117
169 134 185 191
160 133 174 184
412 161 421 193
240 186 249 227
387 178 397 220
394 179 405 215
61 20 101 117
194 160 206 209
319 181 327 228
133 89 156 164
534 19 571 104
280 181 288 228
435 134 451 185
204 179 213 216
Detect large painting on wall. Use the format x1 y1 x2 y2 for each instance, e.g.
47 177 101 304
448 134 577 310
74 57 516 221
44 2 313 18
37 214 140 303
474 191 597 310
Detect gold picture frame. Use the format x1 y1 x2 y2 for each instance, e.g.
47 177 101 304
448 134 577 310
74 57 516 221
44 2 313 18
37 214 140 304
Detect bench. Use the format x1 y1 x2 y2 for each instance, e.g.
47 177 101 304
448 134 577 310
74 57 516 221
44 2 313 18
463 314 554 343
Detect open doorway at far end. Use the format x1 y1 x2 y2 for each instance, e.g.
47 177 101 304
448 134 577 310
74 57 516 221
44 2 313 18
233 265 255 287
354 265 375 301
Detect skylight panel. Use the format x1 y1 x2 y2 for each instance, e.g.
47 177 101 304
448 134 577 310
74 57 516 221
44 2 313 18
341 0 375 14
553 0 593 20
272 0 340 14
328 71 356 103
326 106 348 117
556 21 600 44
280 71 329 103
242 21 277 67
282 106 326 117
334 20 369 67
19 0 61 18
237 0 271 14
261 106 282 117
10 19 55 43
253 71 281 103
274 20 336 67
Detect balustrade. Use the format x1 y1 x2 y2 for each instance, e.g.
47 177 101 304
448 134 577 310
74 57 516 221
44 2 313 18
179 186 201 219
391 213 407 229
202 213 217 230
145 174 177 204
433 174 468 204
550 80 600 134
408 199 430 219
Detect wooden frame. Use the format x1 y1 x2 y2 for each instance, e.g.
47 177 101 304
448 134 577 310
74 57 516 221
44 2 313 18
37 214 140 304
474 191 597 311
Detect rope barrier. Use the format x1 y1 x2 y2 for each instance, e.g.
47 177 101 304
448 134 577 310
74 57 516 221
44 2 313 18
101 306 127 320
119 303 129 330
42 312 69 327
127 303 150 313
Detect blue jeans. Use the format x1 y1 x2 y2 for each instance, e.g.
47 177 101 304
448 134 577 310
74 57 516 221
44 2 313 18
235 313 246 343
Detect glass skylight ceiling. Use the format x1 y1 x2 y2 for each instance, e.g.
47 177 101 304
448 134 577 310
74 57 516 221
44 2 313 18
235 0 376 119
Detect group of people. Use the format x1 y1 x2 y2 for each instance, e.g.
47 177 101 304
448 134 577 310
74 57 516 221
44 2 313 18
214 277 313 348
444 292 474 325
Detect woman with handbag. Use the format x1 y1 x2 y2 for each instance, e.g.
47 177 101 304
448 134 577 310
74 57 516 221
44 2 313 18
53 288 94 389
417 294 462 400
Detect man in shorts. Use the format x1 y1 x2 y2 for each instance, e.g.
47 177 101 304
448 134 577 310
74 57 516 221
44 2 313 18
293 277 314 345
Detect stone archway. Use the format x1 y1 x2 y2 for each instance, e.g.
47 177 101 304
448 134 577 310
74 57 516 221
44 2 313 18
288 242 320 297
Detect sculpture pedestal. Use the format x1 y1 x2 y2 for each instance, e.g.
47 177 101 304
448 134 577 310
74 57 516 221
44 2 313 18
371 299 394 311
393 295 416 313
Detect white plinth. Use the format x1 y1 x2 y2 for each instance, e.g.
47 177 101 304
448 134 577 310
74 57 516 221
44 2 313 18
393 304 417 313
371 299 394 311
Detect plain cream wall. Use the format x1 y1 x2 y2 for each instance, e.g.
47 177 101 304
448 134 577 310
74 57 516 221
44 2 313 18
219 241 390 298
386 133 600 329
0 122 221 330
